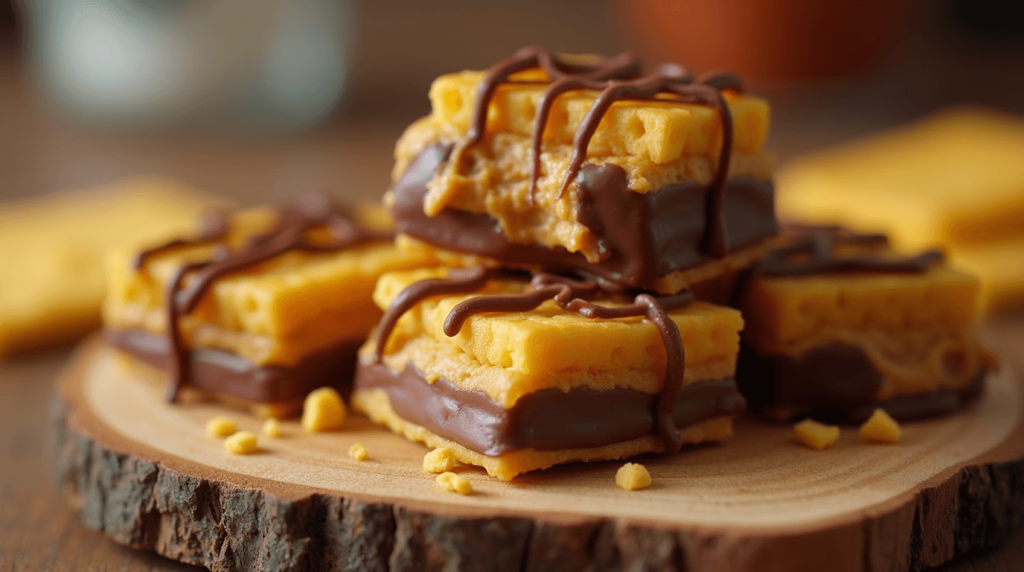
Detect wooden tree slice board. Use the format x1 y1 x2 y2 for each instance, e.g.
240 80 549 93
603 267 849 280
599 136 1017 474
53 338 1024 572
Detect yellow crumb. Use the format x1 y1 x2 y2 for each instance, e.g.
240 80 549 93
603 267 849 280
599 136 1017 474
615 463 652 491
262 418 283 438
860 409 902 443
794 419 840 450
349 443 369 461
422 447 457 473
302 387 347 433
224 430 258 455
436 471 472 495
205 416 238 438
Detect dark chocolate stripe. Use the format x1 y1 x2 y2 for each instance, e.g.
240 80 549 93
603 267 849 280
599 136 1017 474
106 329 359 403
391 144 777 291
355 360 746 456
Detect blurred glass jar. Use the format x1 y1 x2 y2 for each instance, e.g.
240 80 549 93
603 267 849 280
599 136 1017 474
24 0 353 131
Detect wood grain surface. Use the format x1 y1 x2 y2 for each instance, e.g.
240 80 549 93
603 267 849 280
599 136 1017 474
46 324 1024 572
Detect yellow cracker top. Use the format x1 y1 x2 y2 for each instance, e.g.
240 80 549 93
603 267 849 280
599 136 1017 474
742 264 979 351
104 205 437 366
368 268 743 406
428 70 770 165
389 54 774 264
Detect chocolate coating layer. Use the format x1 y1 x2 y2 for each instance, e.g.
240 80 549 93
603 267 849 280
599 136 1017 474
355 360 746 456
107 329 359 403
371 266 696 452
391 144 777 291
737 342 984 423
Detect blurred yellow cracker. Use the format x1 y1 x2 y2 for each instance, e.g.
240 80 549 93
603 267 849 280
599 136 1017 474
0 178 223 357
778 108 1024 310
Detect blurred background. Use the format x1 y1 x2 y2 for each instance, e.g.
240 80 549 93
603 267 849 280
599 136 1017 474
2 3 1024 569
1 0 1022 203
1 0 1022 348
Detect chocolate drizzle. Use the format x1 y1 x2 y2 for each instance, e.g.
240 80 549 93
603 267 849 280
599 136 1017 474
135 192 389 402
755 225 944 278
133 212 229 270
372 267 697 453
455 46 745 258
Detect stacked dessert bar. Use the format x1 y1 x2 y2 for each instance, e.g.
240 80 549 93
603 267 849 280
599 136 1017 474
352 47 778 480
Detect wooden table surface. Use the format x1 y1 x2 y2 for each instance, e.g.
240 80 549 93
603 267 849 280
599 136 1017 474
3 14 1024 568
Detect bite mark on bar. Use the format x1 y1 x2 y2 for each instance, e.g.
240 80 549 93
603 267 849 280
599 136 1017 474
392 144 777 290
355 361 746 456
453 46 744 255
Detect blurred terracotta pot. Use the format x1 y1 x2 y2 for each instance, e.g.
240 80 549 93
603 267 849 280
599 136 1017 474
615 0 921 81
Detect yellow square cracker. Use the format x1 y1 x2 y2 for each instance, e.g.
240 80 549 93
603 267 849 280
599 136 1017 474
742 266 979 353
428 70 771 165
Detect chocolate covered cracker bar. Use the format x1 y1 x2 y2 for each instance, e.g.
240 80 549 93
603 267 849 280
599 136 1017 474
353 267 746 481
103 193 436 416
386 47 778 294
736 226 991 423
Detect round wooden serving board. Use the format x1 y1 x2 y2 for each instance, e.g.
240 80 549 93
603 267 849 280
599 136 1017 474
53 338 1024 572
